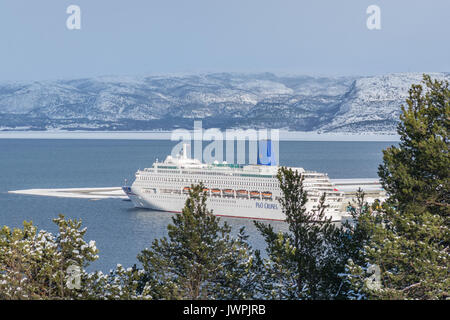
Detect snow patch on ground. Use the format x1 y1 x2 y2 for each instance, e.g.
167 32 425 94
8 187 127 199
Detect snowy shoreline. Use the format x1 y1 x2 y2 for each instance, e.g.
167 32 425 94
8 187 127 200
0 130 400 141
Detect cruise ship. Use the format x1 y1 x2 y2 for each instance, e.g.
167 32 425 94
123 143 345 221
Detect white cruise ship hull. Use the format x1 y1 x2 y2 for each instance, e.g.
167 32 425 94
123 187 343 221
123 143 345 222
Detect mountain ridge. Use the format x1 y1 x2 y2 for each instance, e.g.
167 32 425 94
0 72 448 133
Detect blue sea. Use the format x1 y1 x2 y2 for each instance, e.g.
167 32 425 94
0 139 396 272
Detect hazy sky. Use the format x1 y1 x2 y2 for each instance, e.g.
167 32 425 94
0 0 448 81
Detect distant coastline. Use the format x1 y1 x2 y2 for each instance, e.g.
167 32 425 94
0 130 400 141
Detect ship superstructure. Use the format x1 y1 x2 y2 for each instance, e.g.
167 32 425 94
123 144 345 221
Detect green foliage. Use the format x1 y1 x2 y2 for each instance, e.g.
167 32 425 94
341 189 383 299
83 264 151 300
0 215 153 300
254 167 352 299
379 74 449 219
0 215 99 299
348 75 450 300
137 183 259 300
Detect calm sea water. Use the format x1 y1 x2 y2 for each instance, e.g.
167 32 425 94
0 139 396 272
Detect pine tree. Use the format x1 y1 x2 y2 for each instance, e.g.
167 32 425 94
137 183 258 300
0 215 99 299
379 74 449 220
340 189 381 299
254 167 349 299
348 75 450 299
0 215 155 300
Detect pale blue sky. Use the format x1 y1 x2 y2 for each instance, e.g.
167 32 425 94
0 0 448 81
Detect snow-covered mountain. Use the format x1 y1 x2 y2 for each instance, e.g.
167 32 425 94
0 72 448 133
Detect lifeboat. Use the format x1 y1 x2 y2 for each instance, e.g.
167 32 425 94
250 191 260 198
236 190 248 198
211 189 221 196
223 189 234 197
261 191 272 199
183 187 190 194
203 188 210 193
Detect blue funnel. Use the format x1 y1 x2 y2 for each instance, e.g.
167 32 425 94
257 139 277 166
